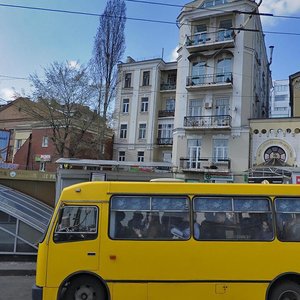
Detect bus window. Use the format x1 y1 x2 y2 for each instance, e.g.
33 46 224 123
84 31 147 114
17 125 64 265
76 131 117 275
54 206 98 242
275 198 300 241
193 196 273 241
109 195 190 240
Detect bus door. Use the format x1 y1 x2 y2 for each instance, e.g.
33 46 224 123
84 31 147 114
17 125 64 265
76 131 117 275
46 204 100 287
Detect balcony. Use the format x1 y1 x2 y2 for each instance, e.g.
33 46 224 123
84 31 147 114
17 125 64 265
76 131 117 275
157 138 173 146
180 157 231 173
184 115 232 129
160 83 176 91
186 73 233 90
158 110 175 118
186 30 234 52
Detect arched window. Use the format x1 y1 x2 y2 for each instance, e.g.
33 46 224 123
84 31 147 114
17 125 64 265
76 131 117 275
216 57 232 83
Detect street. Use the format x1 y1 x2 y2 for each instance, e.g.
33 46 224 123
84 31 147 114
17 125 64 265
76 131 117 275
0 276 35 300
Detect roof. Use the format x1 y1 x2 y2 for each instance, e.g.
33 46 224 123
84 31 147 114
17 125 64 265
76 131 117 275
0 185 53 232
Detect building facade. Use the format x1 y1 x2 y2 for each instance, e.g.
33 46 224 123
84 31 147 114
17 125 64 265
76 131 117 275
113 0 271 182
269 80 290 118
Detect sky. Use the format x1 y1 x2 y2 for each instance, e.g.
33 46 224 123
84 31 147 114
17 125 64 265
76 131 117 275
1 0 300 102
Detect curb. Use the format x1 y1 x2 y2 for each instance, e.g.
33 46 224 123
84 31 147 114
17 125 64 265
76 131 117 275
0 269 36 276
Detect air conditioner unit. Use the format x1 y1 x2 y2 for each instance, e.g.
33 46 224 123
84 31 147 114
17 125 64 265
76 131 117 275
205 103 212 109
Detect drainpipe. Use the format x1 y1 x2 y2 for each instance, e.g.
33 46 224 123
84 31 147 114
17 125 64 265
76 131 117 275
26 134 32 170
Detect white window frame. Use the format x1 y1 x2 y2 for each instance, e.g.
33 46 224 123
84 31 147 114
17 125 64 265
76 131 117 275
122 98 129 113
137 151 144 162
118 151 125 161
141 97 149 112
213 138 228 162
120 124 127 139
138 123 147 139
42 136 49 148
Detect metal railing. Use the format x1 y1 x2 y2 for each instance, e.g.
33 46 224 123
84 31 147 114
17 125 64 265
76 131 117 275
158 110 175 117
160 83 176 90
157 138 173 145
186 30 234 47
186 72 233 87
184 115 232 128
180 157 231 172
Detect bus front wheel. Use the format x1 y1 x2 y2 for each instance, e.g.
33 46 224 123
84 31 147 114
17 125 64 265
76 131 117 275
64 275 104 300
270 281 300 300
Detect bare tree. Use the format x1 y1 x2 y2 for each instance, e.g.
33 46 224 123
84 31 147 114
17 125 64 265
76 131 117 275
90 0 126 121
26 61 103 158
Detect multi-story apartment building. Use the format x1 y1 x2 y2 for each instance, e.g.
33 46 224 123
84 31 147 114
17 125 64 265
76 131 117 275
114 0 271 182
114 57 177 165
269 80 290 118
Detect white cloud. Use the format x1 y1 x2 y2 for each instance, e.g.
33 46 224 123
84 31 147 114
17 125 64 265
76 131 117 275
68 60 80 70
0 88 15 101
169 46 179 62
259 0 300 26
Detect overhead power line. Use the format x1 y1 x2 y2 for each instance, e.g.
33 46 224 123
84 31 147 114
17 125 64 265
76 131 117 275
125 0 300 20
1 3 300 36
0 74 29 80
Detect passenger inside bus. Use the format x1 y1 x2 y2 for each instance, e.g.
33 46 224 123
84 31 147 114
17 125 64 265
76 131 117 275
128 212 145 238
146 213 161 238
114 211 127 238
285 214 300 241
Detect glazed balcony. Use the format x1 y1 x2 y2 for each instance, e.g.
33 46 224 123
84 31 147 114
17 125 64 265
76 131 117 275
180 157 231 173
184 115 232 129
186 72 233 90
186 30 234 52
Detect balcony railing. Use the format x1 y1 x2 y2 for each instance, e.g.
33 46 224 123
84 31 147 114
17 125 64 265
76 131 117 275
158 110 175 118
180 157 231 172
160 83 176 91
184 115 232 128
186 72 233 87
186 30 234 49
157 138 173 145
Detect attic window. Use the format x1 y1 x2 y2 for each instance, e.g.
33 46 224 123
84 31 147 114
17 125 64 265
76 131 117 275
201 0 228 8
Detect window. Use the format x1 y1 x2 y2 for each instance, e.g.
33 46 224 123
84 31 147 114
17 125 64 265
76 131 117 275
188 139 201 169
264 146 286 164
201 0 228 8
275 198 300 241
109 196 190 240
141 97 149 112
138 123 147 139
120 124 127 139
16 139 22 150
213 139 228 162
216 58 232 83
118 151 125 161
158 124 173 138
39 162 46 172
193 197 273 241
122 98 129 113
166 98 175 111
54 206 98 242
275 95 288 102
189 99 203 116
193 24 207 44
218 19 233 41
191 61 206 85
167 73 176 85
142 71 150 86
137 151 144 162
124 73 132 88
42 136 49 148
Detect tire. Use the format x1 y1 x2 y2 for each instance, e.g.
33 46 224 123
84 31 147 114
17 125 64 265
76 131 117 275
270 281 300 300
63 275 105 300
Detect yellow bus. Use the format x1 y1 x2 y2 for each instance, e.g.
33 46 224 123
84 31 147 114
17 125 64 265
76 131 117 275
33 182 300 300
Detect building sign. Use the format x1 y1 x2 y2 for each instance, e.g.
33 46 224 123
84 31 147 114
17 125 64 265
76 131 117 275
0 130 10 162
35 154 51 162
0 162 19 170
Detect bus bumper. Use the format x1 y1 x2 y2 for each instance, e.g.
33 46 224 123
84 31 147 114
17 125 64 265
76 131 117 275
32 285 43 300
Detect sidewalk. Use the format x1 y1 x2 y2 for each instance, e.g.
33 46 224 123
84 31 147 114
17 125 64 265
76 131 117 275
0 261 36 276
